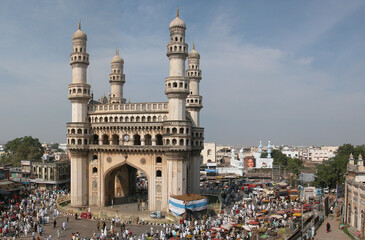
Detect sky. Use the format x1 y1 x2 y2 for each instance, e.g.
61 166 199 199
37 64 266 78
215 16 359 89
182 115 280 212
0 0 365 146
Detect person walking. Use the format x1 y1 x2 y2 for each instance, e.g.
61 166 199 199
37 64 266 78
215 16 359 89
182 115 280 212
97 221 100 231
53 219 57 228
62 221 66 231
326 222 331 233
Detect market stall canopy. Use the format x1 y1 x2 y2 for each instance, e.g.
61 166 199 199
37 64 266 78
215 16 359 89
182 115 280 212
169 194 207 216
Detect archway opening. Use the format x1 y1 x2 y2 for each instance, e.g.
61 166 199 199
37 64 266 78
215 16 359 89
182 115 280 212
104 164 148 207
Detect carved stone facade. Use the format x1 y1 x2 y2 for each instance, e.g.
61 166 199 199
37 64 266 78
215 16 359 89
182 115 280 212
66 12 204 212
344 154 365 237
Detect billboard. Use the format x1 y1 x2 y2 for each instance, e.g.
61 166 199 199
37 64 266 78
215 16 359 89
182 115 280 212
244 157 256 168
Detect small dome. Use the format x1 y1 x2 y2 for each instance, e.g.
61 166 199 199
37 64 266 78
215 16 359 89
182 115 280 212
189 44 200 58
189 48 200 58
111 51 124 64
169 17 186 29
72 29 87 40
169 8 186 29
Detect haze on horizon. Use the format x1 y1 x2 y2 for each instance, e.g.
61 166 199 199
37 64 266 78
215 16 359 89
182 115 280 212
0 0 364 146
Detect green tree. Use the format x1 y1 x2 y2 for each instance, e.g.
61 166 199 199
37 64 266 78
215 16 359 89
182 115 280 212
314 144 365 188
261 149 302 174
1 136 44 166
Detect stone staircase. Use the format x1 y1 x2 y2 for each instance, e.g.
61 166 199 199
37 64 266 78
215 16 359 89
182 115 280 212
347 226 362 240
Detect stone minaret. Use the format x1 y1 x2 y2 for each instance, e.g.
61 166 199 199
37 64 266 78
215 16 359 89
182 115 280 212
186 43 202 127
165 8 189 120
67 22 90 207
109 50 126 103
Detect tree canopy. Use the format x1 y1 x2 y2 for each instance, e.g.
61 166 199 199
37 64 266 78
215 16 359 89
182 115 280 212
0 136 44 166
261 149 303 175
314 144 365 188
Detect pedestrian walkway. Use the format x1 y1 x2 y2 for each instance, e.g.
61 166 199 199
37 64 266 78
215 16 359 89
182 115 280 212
315 207 350 240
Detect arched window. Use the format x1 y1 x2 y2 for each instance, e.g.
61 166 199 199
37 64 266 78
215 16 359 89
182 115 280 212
93 135 99 144
186 139 189 145
173 82 177 88
104 117 108 122
113 134 119 145
156 156 162 164
186 128 189 134
136 116 140 122
179 82 183 88
77 129 82 134
130 116 135 122
115 116 118 122
153 116 157 122
71 139 75 145
156 134 163 145
93 155 98 160
166 139 170 145
84 139 88 145
168 83 171 88
77 139 82 145
125 116 129 122
142 116 146 122
71 129 76 134
172 139 177 145
179 128 184 134
156 170 162 177
144 134 152 145
208 149 212 155
93 167 98 174
180 139 184 145
102 135 109 145
147 116 151 122
133 134 141 145
172 128 177 134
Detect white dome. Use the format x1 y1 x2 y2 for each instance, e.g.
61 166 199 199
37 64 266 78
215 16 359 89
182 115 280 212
72 29 87 40
111 53 124 64
169 17 186 29
189 48 200 58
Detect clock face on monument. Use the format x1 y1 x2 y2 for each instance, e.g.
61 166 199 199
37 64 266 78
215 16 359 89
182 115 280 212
123 134 130 142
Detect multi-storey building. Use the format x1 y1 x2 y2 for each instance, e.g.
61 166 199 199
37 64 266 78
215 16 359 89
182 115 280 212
66 10 204 211
344 154 365 238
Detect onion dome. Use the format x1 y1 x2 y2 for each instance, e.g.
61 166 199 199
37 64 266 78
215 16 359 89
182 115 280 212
111 49 124 64
72 21 87 40
169 8 186 29
189 43 200 58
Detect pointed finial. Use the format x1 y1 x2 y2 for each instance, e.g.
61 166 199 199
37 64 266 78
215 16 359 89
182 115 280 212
177 7 179 18
116 49 119 56
359 154 363 161
193 42 195 50
350 153 354 159
78 20 81 30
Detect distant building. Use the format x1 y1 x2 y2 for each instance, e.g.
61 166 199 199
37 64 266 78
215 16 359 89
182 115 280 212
300 146 338 162
344 153 365 237
28 160 70 190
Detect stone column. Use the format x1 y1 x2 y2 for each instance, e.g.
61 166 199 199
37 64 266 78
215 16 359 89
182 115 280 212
70 151 88 206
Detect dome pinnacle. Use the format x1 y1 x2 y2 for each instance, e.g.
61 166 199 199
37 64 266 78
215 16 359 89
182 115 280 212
177 7 179 18
78 20 81 30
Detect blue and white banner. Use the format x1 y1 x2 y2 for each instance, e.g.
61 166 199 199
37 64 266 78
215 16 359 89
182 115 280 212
186 198 207 212
169 197 186 216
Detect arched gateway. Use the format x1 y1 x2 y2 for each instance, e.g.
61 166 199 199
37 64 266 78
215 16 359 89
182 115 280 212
67 11 204 212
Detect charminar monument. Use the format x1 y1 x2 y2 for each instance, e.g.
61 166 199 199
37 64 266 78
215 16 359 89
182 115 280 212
66 9 204 212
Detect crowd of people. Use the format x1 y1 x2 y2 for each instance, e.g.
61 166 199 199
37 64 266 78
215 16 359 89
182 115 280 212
0 179 330 239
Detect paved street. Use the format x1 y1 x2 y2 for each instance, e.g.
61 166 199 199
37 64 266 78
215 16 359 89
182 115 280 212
314 206 350 240
17 214 162 239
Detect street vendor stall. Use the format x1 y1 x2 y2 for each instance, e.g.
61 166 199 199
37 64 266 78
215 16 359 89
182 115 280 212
169 194 207 216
